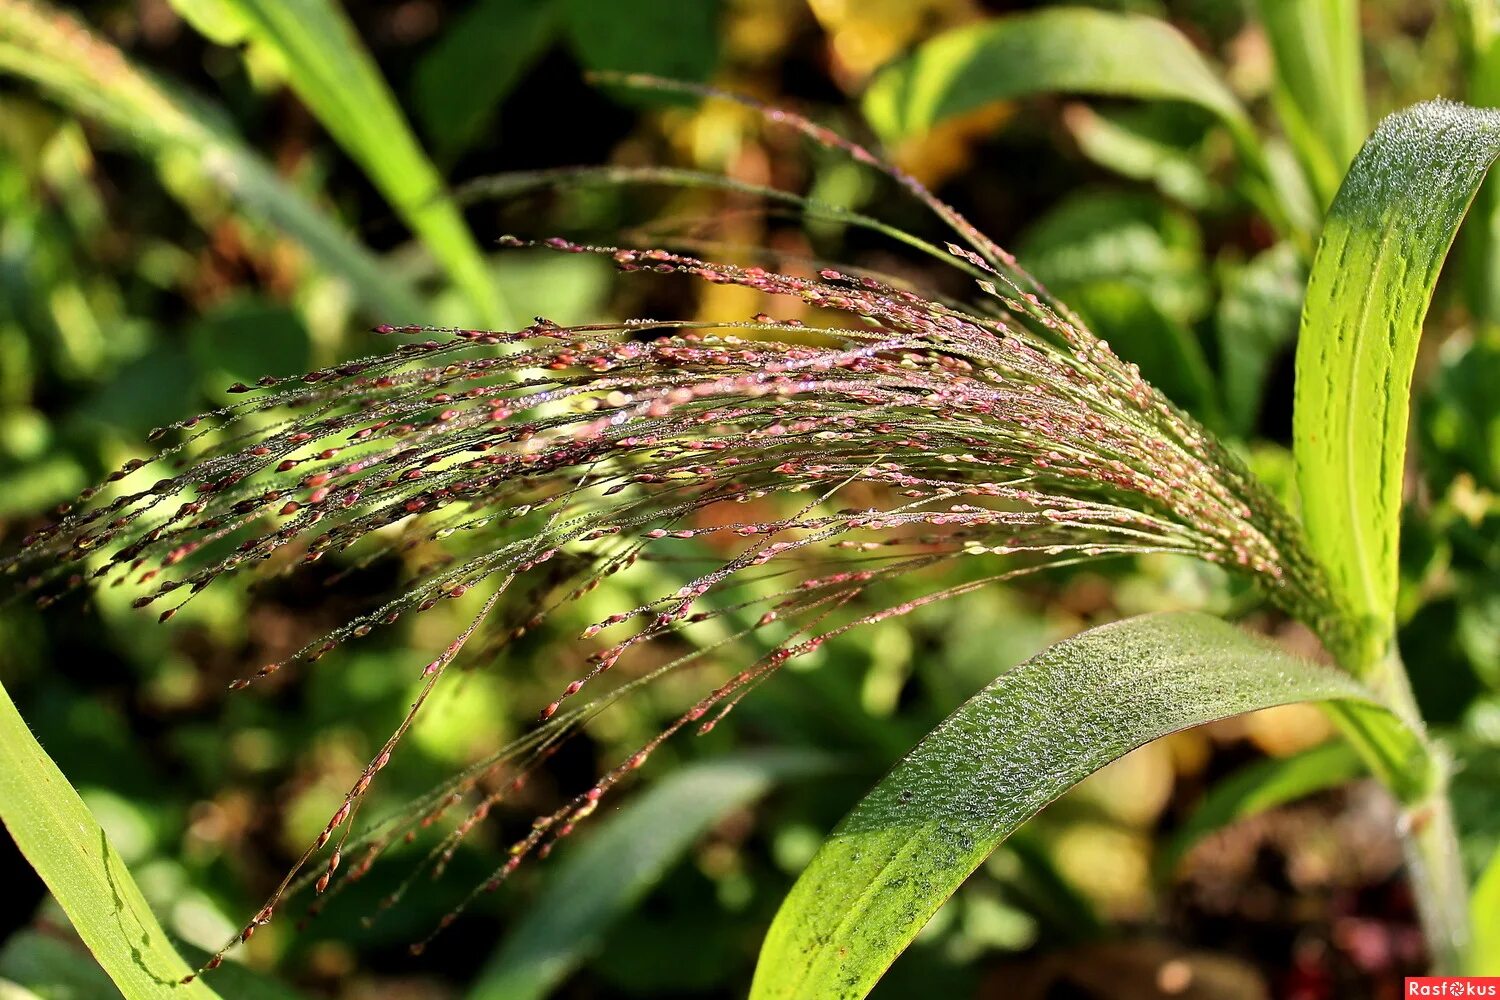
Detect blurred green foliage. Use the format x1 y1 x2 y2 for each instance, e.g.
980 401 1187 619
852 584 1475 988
0 0 1496 997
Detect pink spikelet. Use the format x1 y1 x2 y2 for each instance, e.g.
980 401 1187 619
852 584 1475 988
5 81 1344 978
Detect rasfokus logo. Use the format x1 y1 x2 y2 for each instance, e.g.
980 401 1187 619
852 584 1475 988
1406 979 1500 996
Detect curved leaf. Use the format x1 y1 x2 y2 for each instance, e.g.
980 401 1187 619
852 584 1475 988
168 0 505 325
861 8 1287 232
470 751 834 1000
863 9 1247 145
750 612 1411 1000
1292 100 1500 669
0 0 422 321
0 681 221 1000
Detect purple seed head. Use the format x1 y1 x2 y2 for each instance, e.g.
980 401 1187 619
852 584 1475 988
4 79 1344 972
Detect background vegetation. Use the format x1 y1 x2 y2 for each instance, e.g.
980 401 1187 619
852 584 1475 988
0 1 1496 997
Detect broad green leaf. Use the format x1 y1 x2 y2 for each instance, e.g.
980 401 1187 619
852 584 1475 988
750 612 1410 1000
412 0 559 160
0 0 421 320
870 7 1290 230
470 751 833 1000
1158 739 1365 875
0 681 221 1000
863 9 1249 146
1253 0 1367 208
1471 841 1500 974
1216 242 1305 435
170 0 505 325
859 9 1282 225
1292 100 1500 669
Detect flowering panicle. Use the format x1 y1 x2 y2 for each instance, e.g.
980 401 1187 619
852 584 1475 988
3 79 1342 977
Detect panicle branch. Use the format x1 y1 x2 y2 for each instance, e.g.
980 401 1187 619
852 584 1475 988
3 79 1343 977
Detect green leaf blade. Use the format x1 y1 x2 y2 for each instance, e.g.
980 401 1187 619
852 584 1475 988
861 8 1251 150
471 751 832 1000
1293 100 1500 667
750 612 1409 1000
172 0 505 325
0 681 222 1000
860 8 1285 231
1471 841 1500 975
1253 0 1367 208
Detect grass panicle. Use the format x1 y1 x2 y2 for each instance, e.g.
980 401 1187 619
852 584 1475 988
3 80 1345 979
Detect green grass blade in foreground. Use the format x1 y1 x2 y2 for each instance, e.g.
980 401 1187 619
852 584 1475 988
860 9 1280 227
470 750 834 1000
170 0 505 325
750 612 1412 1000
1471 842 1500 974
1292 100 1500 669
0 0 421 321
1158 739 1365 876
1253 0 1366 208
0 681 221 1000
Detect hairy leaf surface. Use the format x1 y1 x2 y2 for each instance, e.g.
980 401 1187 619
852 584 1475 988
1293 100 1500 667
751 612 1410 1000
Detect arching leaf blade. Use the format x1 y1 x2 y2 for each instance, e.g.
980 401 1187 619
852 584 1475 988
861 8 1283 232
750 612 1411 1000
0 681 222 1000
1292 100 1500 668
863 9 1246 143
